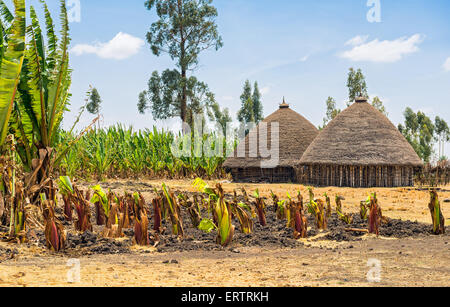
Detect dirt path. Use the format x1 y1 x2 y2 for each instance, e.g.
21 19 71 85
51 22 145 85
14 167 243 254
1 235 448 287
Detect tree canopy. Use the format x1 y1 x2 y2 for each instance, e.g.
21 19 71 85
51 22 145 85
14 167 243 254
347 68 368 106
140 0 223 128
398 108 436 163
237 80 263 127
87 88 102 115
320 96 340 129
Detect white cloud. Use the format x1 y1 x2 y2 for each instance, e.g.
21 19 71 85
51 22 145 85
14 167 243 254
300 55 309 62
345 35 369 46
444 57 450 71
340 34 424 63
260 86 271 95
71 32 145 60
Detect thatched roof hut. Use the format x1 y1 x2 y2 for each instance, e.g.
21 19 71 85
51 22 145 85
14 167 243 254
298 97 423 187
224 100 319 183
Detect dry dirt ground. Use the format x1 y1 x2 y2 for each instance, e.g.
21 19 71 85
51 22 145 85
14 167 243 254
0 180 449 287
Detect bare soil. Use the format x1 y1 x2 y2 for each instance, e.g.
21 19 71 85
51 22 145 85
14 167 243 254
0 180 449 287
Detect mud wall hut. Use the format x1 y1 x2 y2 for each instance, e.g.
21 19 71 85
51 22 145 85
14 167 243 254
298 97 423 187
224 101 319 183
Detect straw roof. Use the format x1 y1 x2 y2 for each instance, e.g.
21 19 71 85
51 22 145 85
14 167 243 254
300 98 423 167
224 101 319 168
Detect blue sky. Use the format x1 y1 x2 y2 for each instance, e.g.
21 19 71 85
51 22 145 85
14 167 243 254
19 0 450 158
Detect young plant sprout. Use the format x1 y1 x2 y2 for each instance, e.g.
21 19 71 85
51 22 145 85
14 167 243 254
42 198 66 252
315 199 327 230
270 191 279 213
162 183 184 237
360 196 370 220
336 195 353 225
276 200 287 220
152 197 163 233
103 201 124 238
133 192 150 245
368 193 381 235
287 192 307 239
194 180 235 246
59 176 73 221
9 183 26 242
213 184 235 246
253 189 266 226
231 202 254 234
324 193 332 218
178 193 201 228
91 185 108 226
73 186 93 232
429 190 445 235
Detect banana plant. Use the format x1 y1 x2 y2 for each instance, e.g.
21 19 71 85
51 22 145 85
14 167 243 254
42 198 65 251
152 197 162 233
231 202 253 234
276 200 287 220
133 192 149 245
162 182 184 236
213 183 234 246
287 192 307 239
0 0 25 150
335 195 353 225
368 193 381 235
360 195 370 221
90 185 108 225
9 0 72 178
253 189 266 226
270 191 279 213
428 190 445 235
58 175 73 221
324 193 332 218
72 186 92 232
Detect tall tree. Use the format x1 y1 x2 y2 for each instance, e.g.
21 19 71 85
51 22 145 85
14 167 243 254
347 68 368 106
139 0 223 130
87 87 102 128
252 81 263 123
138 70 216 127
435 116 450 159
237 79 264 126
398 108 436 163
207 100 231 135
321 96 340 129
371 96 388 116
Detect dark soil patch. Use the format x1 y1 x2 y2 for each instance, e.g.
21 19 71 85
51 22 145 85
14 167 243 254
2 183 447 255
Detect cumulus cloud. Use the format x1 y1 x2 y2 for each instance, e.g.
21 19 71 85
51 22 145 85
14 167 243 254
71 32 145 60
340 34 424 63
444 57 450 71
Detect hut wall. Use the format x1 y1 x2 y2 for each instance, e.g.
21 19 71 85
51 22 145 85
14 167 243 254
230 167 296 183
298 165 417 187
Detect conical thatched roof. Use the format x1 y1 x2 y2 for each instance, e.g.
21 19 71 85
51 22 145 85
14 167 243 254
224 101 319 168
300 98 423 167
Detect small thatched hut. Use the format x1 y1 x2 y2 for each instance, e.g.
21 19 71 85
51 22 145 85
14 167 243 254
224 100 319 183
298 97 423 187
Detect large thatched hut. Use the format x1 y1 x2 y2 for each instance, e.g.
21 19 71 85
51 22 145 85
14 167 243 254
224 100 319 183
298 97 423 187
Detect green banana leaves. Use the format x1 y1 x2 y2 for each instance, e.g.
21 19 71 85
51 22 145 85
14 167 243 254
0 0 25 149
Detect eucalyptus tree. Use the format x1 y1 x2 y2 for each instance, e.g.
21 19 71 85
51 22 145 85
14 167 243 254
398 108 436 163
347 67 368 106
435 116 450 159
139 0 223 130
